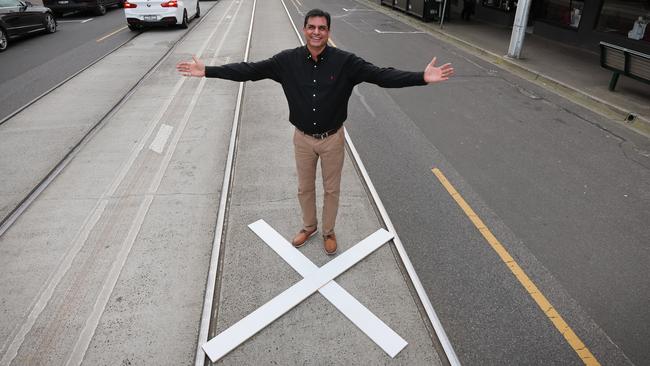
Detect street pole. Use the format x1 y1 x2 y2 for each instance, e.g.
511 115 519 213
440 0 448 29
507 0 533 58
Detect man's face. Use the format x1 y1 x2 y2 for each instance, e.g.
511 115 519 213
303 16 329 50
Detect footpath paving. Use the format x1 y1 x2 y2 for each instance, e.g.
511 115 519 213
0 0 451 365
364 0 650 137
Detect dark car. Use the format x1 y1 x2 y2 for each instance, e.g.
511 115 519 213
42 0 122 16
0 0 56 52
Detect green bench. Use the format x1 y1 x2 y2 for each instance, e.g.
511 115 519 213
600 42 650 91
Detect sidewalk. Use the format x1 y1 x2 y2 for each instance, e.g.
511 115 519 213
364 0 650 137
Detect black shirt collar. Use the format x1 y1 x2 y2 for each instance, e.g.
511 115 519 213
304 45 329 62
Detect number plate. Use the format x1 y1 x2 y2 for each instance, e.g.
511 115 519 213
58 1 68 3
143 15 157 21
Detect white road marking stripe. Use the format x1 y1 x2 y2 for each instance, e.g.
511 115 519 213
202 228 394 362
248 220 407 357
374 29 424 34
149 124 173 154
57 19 92 23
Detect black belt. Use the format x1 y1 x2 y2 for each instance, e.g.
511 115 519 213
299 126 340 140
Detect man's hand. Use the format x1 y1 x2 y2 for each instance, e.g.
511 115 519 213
176 55 205 77
424 57 454 83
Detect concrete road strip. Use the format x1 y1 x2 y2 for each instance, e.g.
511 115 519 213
248 219 408 357
202 228 394 362
149 124 174 154
65 75 209 366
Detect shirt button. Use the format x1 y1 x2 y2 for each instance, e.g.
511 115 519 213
313 80 316 83
313 94 316 97
314 65 317 68
313 122 317 125
313 108 316 111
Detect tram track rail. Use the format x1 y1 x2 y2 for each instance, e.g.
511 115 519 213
0 4 219 238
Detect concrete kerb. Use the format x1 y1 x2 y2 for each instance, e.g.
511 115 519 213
359 0 650 138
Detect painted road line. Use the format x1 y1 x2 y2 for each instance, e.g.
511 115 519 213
57 18 93 23
374 29 424 34
249 220 407 357
202 228 394 362
96 26 127 42
431 167 600 366
149 124 174 154
342 8 376 12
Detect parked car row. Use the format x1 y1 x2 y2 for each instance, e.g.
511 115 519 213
0 0 56 52
0 0 201 52
43 0 124 17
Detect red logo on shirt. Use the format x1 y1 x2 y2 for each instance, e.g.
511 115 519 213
330 75 335 80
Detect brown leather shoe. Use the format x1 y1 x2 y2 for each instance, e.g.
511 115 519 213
323 234 337 255
292 228 317 248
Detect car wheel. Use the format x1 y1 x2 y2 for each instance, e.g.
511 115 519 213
179 10 188 28
94 0 107 15
195 2 200 18
44 13 57 33
0 28 8 52
128 24 140 31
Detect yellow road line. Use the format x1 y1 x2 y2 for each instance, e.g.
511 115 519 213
431 168 600 366
96 26 128 42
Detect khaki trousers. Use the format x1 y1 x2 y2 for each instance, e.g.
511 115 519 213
293 127 345 236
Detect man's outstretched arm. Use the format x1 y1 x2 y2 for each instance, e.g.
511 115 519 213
176 54 281 82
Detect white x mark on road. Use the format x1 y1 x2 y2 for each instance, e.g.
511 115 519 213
202 220 408 362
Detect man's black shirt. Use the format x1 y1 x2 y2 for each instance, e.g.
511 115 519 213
205 45 426 134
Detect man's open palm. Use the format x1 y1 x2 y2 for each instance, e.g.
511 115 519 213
424 57 454 83
176 55 206 77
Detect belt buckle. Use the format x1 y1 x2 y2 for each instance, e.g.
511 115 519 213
313 131 328 139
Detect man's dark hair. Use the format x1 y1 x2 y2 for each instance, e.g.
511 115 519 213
304 9 331 29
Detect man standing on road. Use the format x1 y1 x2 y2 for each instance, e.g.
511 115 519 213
177 9 454 255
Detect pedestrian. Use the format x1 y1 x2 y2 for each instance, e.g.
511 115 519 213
176 8 454 255
461 0 475 21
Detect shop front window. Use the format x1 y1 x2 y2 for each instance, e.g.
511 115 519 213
596 0 650 42
537 0 584 28
482 0 516 12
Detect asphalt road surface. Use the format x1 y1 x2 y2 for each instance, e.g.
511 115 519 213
281 1 648 365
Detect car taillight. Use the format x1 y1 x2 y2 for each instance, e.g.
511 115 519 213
123 1 137 7
161 1 177 7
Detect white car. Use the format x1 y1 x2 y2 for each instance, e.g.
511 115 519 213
124 0 199 30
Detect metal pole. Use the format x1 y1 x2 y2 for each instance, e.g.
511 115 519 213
507 0 533 58
440 0 448 28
